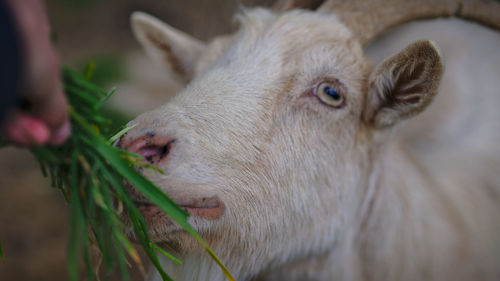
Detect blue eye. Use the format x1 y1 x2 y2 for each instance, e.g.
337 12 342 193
317 82 345 107
323 86 341 100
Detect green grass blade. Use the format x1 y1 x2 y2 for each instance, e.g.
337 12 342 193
0 240 4 262
85 61 96 80
113 230 130 280
150 243 182 265
94 87 116 110
68 185 83 281
116 232 141 265
65 84 100 104
64 67 107 96
108 123 137 144
82 215 95 280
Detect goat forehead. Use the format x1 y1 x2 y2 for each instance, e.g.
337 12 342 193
196 11 360 91
195 9 365 94
222 9 356 64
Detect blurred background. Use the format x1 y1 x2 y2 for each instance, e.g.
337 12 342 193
1 0 499 280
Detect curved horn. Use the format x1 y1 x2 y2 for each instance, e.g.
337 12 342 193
318 0 500 46
272 0 325 11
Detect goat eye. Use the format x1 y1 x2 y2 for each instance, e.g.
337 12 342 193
316 82 345 108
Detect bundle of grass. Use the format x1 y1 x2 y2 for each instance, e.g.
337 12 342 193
0 67 233 281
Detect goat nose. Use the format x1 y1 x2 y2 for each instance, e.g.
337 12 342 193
119 132 175 165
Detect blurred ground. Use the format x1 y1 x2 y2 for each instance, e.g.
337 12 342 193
0 148 68 281
1 0 499 281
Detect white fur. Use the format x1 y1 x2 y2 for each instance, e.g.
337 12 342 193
125 8 500 281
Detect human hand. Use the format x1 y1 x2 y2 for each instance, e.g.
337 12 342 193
3 0 70 146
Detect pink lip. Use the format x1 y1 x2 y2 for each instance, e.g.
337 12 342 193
135 196 225 226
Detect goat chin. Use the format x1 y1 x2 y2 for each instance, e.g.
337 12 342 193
148 255 227 281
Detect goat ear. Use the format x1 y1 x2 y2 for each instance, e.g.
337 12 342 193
364 40 444 128
131 12 206 81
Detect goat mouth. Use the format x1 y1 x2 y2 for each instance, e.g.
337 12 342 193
134 196 225 224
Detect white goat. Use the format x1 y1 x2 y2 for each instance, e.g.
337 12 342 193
118 0 500 280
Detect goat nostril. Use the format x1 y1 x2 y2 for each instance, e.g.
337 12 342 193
122 134 175 165
139 143 171 164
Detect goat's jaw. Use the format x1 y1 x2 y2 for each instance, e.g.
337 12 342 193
136 195 225 221
130 194 225 242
